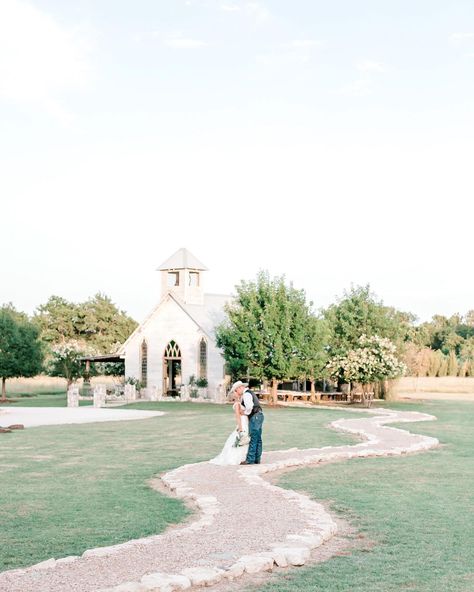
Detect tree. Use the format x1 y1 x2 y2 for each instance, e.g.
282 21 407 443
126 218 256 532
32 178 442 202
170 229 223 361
323 285 414 358
0 305 44 401
447 351 458 377
216 272 313 404
35 293 137 354
34 296 80 344
327 335 406 403
46 340 96 387
295 316 331 395
402 344 432 378
81 293 137 353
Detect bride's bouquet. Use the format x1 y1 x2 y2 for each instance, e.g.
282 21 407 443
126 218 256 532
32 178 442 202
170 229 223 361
233 430 250 447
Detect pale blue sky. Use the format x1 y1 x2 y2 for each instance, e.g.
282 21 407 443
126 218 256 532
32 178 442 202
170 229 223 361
1 0 473 323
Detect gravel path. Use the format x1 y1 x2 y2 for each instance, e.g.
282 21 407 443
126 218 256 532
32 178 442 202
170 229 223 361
0 407 438 592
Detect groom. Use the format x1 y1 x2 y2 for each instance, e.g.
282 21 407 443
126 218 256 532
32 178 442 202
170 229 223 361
230 381 264 465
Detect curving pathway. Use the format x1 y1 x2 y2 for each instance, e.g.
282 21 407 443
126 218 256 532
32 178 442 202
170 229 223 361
0 407 439 592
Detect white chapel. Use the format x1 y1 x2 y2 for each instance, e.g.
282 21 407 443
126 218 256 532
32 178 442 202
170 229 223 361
118 249 232 402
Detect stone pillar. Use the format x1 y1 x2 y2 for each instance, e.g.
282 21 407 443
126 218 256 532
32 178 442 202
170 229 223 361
93 385 106 408
148 386 160 401
67 385 79 408
215 383 227 404
124 384 137 402
180 384 190 401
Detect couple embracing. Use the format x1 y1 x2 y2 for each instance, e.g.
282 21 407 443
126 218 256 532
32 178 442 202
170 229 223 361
210 381 264 466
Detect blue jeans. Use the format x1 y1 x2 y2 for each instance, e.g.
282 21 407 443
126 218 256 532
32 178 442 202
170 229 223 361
246 411 264 463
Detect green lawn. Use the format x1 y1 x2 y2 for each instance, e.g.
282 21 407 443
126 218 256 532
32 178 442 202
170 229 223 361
0 401 355 571
1 399 472 591
253 400 474 592
1 391 91 407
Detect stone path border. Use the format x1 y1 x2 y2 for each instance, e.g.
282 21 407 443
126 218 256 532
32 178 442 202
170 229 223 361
0 407 439 592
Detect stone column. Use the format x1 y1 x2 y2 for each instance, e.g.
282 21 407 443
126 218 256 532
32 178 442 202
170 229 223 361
215 383 227 404
124 384 137 402
67 385 79 408
180 384 190 401
93 385 106 408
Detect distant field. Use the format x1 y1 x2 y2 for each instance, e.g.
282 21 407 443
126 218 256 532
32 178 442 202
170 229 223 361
4 375 118 395
393 376 474 395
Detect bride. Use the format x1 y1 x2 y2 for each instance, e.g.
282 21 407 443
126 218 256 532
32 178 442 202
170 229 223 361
209 393 249 465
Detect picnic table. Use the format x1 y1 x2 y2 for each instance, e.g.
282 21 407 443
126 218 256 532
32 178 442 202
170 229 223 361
257 390 345 403
350 391 375 407
256 390 374 405
319 392 349 402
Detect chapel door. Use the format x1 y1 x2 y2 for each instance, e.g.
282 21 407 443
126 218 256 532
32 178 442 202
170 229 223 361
163 341 182 397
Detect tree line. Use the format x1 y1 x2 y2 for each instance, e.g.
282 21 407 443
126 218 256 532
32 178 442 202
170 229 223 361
216 276 414 403
0 294 137 401
1 275 473 401
215 275 474 402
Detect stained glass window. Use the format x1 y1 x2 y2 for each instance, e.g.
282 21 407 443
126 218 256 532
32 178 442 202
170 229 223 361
199 338 207 379
140 340 148 388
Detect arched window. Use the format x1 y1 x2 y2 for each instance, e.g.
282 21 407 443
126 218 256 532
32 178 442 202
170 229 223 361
140 340 148 388
199 338 207 379
164 340 181 359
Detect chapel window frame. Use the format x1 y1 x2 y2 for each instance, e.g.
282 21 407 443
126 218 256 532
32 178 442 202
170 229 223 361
167 271 180 287
189 271 200 287
199 337 207 380
164 340 182 359
140 339 148 388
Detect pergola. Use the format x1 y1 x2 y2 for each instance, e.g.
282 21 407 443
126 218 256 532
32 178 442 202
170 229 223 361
79 354 125 375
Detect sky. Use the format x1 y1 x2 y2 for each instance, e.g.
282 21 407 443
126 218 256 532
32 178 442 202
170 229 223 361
1 0 473 324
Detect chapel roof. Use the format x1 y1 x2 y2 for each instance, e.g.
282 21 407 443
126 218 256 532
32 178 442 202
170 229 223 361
157 248 208 271
116 292 233 355
177 293 232 337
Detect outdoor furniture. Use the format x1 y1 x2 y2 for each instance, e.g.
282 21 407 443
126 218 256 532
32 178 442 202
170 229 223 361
350 391 375 407
319 392 348 402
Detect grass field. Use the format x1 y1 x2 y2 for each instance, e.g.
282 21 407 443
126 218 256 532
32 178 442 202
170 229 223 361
255 400 474 592
2 391 92 407
0 400 355 572
1 398 472 591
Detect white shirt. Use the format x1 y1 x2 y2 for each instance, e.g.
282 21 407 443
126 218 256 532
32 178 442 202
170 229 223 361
241 389 254 415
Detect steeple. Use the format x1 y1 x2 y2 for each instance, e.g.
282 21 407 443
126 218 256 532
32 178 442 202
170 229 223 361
157 248 207 304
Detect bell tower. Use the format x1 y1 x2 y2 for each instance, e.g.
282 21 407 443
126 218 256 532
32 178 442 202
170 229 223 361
157 248 207 305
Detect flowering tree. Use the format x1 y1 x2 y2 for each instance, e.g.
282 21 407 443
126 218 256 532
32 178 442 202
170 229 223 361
47 340 97 387
327 335 406 403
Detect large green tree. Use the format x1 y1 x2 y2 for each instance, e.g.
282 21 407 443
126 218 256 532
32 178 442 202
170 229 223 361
295 316 331 395
0 305 44 401
216 271 316 404
418 313 474 356
35 293 137 354
323 285 414 358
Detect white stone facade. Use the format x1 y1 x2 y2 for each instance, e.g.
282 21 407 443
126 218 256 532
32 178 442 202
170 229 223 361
118 249 231 402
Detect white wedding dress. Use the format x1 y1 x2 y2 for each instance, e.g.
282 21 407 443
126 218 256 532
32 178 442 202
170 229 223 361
209 403 249 466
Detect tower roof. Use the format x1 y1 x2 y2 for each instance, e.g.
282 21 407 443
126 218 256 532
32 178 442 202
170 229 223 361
157 248 208 271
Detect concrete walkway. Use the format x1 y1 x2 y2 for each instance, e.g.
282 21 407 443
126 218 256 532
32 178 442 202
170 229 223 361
0 407 439 592
0 406 164 427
